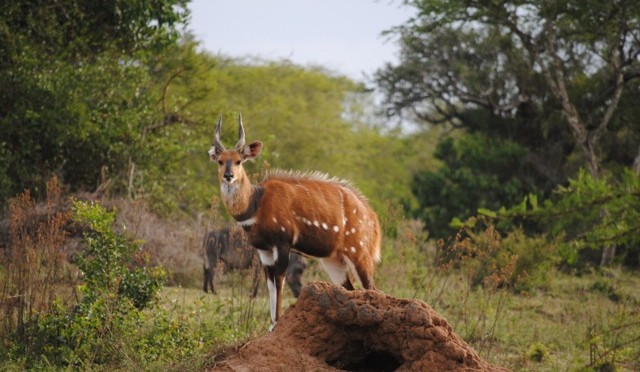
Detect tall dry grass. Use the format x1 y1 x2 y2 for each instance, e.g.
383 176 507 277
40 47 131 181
0 176 76 343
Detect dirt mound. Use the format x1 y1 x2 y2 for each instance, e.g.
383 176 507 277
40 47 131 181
213 282 507 371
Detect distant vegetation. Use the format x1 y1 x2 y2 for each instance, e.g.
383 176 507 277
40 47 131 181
1 0 639 370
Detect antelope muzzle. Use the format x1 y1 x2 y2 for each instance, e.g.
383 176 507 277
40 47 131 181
223 160 235 182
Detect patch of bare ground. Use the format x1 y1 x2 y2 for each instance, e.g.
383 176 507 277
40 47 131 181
212 282 508 371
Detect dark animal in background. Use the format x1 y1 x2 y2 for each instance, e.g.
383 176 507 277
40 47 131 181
202 228 306 297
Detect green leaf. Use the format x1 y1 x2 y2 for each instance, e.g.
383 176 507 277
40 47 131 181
477 208 497 218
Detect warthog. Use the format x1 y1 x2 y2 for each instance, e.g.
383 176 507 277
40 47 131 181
203 227 306 297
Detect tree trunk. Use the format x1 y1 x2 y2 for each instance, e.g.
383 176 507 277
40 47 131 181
600 244 617 267
633 144 640 175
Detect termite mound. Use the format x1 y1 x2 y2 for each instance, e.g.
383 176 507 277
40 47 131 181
212 281 508 371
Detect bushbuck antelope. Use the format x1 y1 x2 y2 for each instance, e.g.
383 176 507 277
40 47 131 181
203 227 307 297
208 114 381 330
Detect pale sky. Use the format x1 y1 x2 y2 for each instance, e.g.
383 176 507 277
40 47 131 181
187 0 414 82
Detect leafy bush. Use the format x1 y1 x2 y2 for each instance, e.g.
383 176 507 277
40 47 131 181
445 216 558 292
412 132 538 239
73 200 166 310
4 200 169 368
527 342 549 362
0 0 189 203
492 168 640 268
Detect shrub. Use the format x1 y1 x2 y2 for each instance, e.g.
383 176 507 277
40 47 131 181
0 177 73 351
3 200 170 368
447 216 559 292
527 342 549 362
73 200 165 310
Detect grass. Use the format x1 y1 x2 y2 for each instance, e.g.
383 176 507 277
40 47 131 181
468 271 639 371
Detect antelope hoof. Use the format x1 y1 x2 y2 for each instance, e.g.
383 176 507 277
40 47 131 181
268 322 277 332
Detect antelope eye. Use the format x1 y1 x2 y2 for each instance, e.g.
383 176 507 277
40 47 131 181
235 160 241 165
218 160 223 165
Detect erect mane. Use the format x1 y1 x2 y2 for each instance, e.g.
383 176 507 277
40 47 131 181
263 169 368 200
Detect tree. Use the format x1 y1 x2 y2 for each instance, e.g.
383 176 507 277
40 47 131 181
414 131 538 238
378 0 640 177
0 0 189 203
377 0 640 256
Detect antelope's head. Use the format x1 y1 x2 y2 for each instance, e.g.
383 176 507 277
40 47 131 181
208 114 263 186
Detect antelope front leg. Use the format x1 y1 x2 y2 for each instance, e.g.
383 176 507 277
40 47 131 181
273 250 289 322
257 246 289 331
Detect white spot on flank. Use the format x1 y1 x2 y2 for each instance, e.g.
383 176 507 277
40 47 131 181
359 241 364 247
346 231 350 236
272 217 278 223
352 208 357 214
281 226 286 232
322 223 328 230
351 228 356 233
313 220 320 227
333 225 339 232
351 247 356 253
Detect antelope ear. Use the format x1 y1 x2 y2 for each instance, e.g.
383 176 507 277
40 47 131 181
242 141 263 161
208 146 220 161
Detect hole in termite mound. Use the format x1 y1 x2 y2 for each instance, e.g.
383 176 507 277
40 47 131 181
342 350 403 371
325 342 403 372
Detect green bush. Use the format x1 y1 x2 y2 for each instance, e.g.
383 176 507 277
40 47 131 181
493 169 640 268
5 200 169 368
500 229 559 292
73 200 165 310
527 342 549 362
445 216 559 292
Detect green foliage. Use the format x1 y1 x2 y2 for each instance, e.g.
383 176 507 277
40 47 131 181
493 169 640 268
4 200 167 368
0 0 189 203
381 0 640 248
73 200 166 309
441 215 560 292
4 199 275 370
0 0 188 60
548 169 640 256
527 342 549 363
131 301 208 364
412 131 541 238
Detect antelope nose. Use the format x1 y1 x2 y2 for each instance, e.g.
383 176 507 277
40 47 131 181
223 172 234 181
